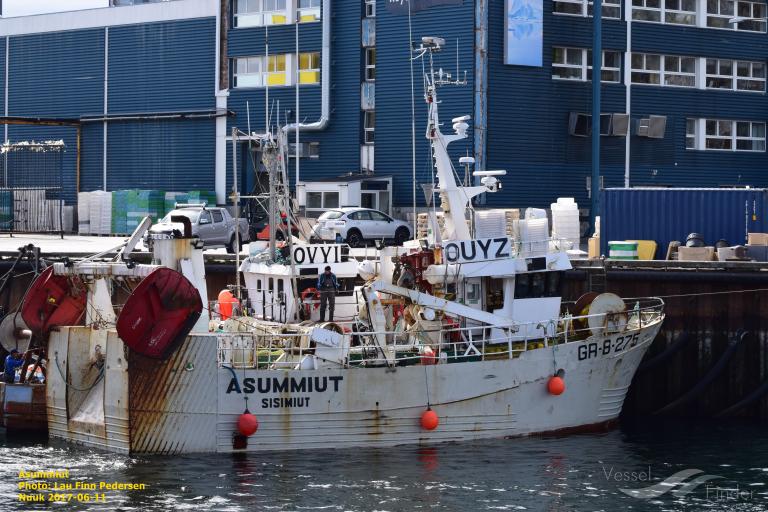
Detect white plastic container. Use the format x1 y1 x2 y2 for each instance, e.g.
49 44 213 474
77 192 91 234
551 197 580 249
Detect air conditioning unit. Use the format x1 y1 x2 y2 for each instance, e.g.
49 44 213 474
569 112 591 137
637 115 667 138
611 113 629 136
599 114 613 136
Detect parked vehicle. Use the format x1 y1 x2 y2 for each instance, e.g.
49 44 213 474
311 207 412 247
146 205 250 253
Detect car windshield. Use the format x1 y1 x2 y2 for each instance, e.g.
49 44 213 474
162 209 201 223
318 210 344 220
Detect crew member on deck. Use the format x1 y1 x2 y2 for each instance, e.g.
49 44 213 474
2 349 24 384
317 266 340 322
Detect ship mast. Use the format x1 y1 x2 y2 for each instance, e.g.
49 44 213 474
418 37 491 241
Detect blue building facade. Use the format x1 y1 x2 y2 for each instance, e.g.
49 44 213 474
1 0 767 215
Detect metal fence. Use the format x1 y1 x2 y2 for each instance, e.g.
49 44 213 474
0 141 65 237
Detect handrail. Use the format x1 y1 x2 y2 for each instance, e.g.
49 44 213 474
214 299 665 369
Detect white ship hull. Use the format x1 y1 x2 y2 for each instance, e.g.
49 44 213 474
47 318 661 454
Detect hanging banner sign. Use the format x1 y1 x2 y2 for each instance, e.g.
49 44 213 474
504 0 543 67
387 0 463 15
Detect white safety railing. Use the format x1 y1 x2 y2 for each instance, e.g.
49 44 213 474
216 298 665 369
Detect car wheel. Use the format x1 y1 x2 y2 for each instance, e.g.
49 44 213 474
226 236 237 254
394 227 410 245
346 229 363 248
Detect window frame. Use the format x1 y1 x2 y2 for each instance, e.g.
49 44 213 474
552 47 621 83
365 47 376 82
298 51 320 85
706 58 766 92
365 0 376 17
297 0 321 23
687 118 767 152
364 111 375 144
552 0 621 19
631 52 697 88
235 0 289 28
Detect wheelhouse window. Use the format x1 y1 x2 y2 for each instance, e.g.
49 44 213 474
235 0 288 27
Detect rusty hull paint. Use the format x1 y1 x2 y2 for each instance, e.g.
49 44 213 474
128 334 218 454
1 383 47 432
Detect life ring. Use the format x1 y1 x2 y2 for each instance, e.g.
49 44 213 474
300 288 321 310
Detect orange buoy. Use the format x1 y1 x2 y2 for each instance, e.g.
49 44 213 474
420 345 437 365
421 408 439 430
218 289 239 320
237 412 259 436
547 376 566 395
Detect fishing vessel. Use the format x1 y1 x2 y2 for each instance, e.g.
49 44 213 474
21 36 664 454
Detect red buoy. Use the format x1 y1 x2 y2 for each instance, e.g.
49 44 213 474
547 376 566 395
21 267 86 336
218 289 239 320
237 412 259 436
115 267 202 359
420 408 439 430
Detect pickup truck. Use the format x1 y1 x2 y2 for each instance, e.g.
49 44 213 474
146 205 250 253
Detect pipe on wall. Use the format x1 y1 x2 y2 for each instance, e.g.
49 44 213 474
281 0 331 134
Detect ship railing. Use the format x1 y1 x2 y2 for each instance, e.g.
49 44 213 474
216 298 664 369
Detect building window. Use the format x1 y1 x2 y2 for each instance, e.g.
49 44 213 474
267 54 287 86
663 55 696 86
587 50 622 82
631 53 696 87
631 53 661 84
706 58 766 92
664 0 697 24
737 61 766 91
365 0 376 17
234 56 263 87
552 47 621 83
297 0 321 22
365 47 376 81
364 111 375 144
553 0 621 18
686 118 697 149
306 191 339 210
632 0 662 22
233 54 289 87
235 0 288 28
708 0 767 31
687 118 766 151
299 52 320 84
553 47 584 80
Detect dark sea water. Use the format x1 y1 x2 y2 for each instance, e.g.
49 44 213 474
1 419 766 511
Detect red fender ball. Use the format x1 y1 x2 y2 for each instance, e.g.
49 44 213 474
547 376 566 396
421 409 439 430
237 412 259 436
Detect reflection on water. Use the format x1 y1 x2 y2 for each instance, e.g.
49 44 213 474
1 419 767 511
